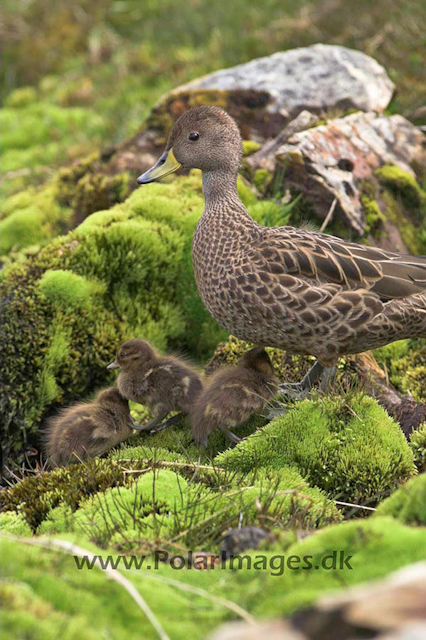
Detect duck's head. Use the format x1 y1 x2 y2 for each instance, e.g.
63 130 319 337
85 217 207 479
241 348 274 376
107 338 156 372
96 387 129 409
137 106 243 184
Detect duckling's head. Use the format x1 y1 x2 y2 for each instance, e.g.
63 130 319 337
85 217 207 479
137 106 243 184
96 387 129 409
107 339 156 372
240 348 274 376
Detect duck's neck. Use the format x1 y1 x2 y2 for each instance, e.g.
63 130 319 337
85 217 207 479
202 170 239 203
201 170 257 230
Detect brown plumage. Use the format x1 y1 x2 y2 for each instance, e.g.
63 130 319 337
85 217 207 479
45 387 133 467
190 348 278 446
138 106 426 381
107 338 203 431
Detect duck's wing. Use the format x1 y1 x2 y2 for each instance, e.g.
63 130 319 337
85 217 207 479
254 228 426 301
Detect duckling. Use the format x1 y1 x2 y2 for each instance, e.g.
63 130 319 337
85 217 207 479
45 387 133 467
107 338 203 432
190 348 278 446
137 106 426 401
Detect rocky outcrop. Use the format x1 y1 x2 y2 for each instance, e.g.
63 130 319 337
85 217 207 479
273 112 426 236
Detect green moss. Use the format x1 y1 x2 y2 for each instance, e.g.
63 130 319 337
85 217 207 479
0 512 32 537
109 445 188 464
35 466 339 551
381 190 426 254
0 186 72 255
376 473 426 525
241 517 426 617
409 424 426 472
1 102 106 175
3 86 38 108
0 537 172 640
242 140 261 157
0 459 131 531
375 164 426 209
216 394 415 504
55 156 131 225
361 195 386 237
374 339 426 402
3 517 426 639
252 169 272 195
38 270 103 310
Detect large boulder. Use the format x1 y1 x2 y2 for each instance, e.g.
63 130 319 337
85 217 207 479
174 44 394 136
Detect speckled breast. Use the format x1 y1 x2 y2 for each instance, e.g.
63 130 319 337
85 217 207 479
192 218 301 350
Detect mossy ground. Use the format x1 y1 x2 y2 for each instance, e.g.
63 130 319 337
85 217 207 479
2 516 426 639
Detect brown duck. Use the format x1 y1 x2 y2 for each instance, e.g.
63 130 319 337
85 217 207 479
45 387 133 467
138 106 426 393
107 338 203 431
190 348 278 446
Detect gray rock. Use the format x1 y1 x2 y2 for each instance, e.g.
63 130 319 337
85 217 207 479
176 44 394 118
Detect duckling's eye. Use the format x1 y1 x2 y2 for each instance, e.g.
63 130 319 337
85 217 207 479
188 132 199 141
120 352 126 358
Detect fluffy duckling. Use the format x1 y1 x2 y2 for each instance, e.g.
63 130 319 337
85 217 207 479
107 338 203 432
46 387 133 467
190 348 278 447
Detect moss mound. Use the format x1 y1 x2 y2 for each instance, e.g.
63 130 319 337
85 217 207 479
242 516 426 617
216 394 415 504
376 473 426 525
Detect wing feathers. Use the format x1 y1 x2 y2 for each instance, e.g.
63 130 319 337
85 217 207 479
257 229 426 300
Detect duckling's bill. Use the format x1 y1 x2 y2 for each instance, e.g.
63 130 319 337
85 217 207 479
137 148 181 184
107 360 120 370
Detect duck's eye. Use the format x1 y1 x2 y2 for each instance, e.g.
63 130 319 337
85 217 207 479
188 132 199 141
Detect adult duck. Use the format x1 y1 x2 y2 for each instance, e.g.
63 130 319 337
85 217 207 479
137 106 426 392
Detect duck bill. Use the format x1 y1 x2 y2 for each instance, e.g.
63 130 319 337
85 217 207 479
107 360 120 370
137 148 181 184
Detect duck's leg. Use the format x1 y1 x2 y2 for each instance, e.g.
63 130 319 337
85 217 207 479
220 426 241 444
131 410 180 433
319 365 337 393
148 413 184 434
266 362 337 419
279 361 325 394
